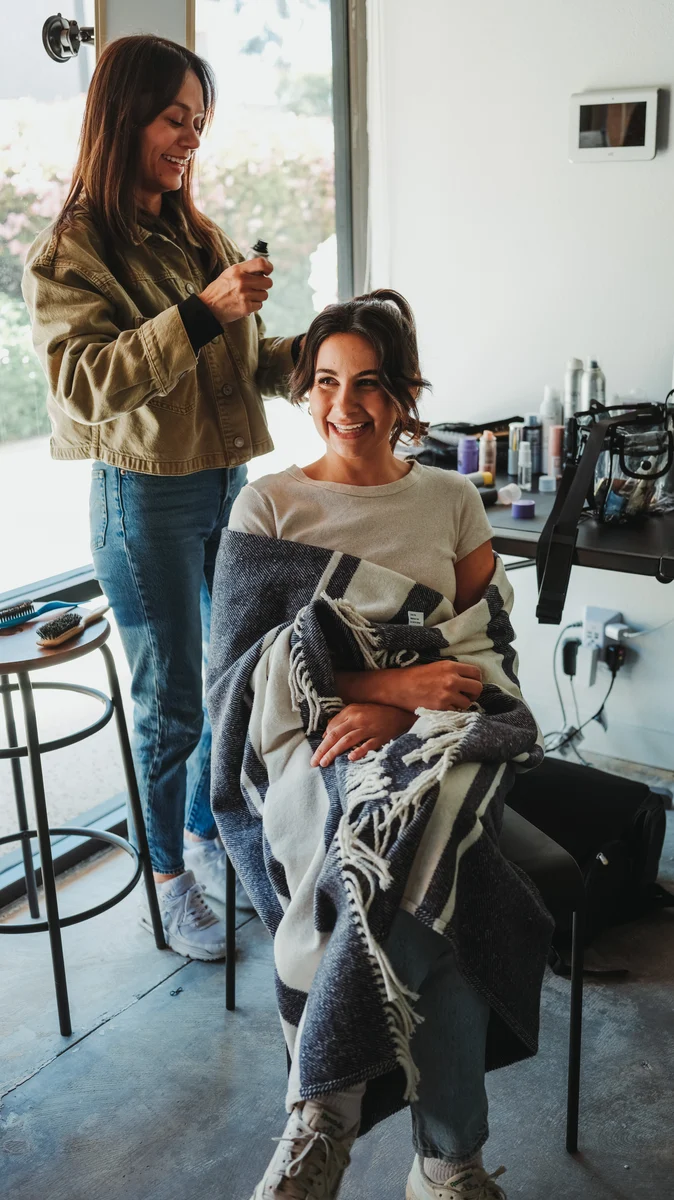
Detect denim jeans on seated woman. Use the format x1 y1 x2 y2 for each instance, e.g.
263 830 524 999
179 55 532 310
286 909 490 1161
90 462 247 875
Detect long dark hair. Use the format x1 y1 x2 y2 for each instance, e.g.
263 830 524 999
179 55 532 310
290 289 431 447
55 35 223 276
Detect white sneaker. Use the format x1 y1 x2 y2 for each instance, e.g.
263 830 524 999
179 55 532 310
406 1156 507 1200
250 1104 355 1199
139 870 227 961
183 836 256 913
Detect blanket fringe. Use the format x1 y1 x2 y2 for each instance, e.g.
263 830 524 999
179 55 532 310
288 607 342 734
318 592 385 670
338 707 479 1101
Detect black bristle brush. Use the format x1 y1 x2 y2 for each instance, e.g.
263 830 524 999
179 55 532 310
37 605 109 647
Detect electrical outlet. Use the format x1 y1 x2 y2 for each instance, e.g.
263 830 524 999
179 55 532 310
582 606 623 655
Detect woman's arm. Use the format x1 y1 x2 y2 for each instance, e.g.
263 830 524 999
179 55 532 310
334 540 495 713
454 539 494 612
335 661 483 714
23 258 197 426
255 315 299 398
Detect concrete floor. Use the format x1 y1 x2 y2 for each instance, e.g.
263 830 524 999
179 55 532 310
1 821 673 1200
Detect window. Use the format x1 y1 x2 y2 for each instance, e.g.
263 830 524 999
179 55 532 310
194 0 342 477
0 0 364 882
0 1 96 597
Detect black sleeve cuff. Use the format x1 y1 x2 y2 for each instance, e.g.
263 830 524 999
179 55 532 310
178 294 223 353
291 334 304 366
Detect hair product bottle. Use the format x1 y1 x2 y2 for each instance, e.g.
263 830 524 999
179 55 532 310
563 358 584 422
517 441 533 491
458 435 479 474
523 413 543 475
563 357 585 467
548 424 565 478
580 359 606 409
247 239 269 260
508 422 524 476
478 430 497 477
540 385 563 468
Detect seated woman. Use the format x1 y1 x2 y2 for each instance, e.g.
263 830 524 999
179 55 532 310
206 291 552 1200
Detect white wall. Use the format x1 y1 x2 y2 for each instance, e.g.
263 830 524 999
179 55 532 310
370 0 674 769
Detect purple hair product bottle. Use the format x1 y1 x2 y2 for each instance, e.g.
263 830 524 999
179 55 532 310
458 435 479 474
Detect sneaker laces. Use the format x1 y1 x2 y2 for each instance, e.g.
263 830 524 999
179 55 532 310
438 1166 507 1200
462 1166 507 1200
479 1167 506 1199
269 1112 350 1198
177 881 220 931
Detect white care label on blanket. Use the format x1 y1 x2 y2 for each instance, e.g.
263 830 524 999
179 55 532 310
408 611 424 626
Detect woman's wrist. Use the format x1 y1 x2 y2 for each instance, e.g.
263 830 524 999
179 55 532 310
335 667 417 712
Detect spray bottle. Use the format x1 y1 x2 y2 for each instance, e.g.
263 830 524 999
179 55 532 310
539 385 563 469
246 239 270 271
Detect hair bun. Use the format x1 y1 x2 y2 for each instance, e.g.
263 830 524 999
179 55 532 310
357 288 417 333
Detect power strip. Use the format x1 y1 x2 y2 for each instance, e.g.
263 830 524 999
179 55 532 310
582 605 623 655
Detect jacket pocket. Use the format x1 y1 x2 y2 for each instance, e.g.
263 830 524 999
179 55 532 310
89 467 108 551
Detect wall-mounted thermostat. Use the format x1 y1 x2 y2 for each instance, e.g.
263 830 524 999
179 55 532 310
569 87 659 162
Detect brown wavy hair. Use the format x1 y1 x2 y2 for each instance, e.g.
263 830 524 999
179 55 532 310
290 290 431 447
55 35 223 276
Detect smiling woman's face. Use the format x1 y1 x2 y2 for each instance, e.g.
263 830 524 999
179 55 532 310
136 69 205 213
308 333 396 465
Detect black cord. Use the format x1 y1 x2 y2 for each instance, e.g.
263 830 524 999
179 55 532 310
543 621 582 745
546 670 618 753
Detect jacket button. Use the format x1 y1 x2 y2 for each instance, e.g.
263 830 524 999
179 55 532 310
221 384 233 396
233 436 245 449
185 282 195 294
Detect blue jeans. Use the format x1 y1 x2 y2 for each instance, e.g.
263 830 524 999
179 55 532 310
90 463 247 874
287 910 490 1161
385 910 490 1160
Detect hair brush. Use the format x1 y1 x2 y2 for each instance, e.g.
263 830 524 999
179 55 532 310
37 605 110 647
0 600 77 632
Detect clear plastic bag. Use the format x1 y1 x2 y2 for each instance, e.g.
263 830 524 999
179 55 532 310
571 399 674 524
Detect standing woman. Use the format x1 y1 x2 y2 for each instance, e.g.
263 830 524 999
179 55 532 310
23 35 303 960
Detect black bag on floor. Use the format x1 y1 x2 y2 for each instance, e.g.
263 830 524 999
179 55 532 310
507 757 673 955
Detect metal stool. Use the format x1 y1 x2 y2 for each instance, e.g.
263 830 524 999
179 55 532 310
0 611 166 1037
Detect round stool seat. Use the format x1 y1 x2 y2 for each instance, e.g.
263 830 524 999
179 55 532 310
0 611 110 674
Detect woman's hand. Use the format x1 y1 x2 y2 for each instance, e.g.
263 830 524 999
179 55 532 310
199 257 273 324
334 660 483 715
395 661 483 713
310 703 415 768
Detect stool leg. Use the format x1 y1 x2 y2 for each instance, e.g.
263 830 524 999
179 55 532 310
99 644 166 950
225 851 236 1011
566 908 584 1153
1 674 40 919
17 673 71 1037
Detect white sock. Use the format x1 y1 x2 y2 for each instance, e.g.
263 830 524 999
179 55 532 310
423 1150 483 1183
156 871 192 898
302 1082 365 1139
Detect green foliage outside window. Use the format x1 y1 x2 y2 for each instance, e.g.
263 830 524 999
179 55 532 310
0 84 335 444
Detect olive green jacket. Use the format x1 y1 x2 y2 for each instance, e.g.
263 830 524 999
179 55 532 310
21 206 296 475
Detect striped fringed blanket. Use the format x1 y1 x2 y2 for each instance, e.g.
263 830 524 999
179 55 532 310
207 532 553 1133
